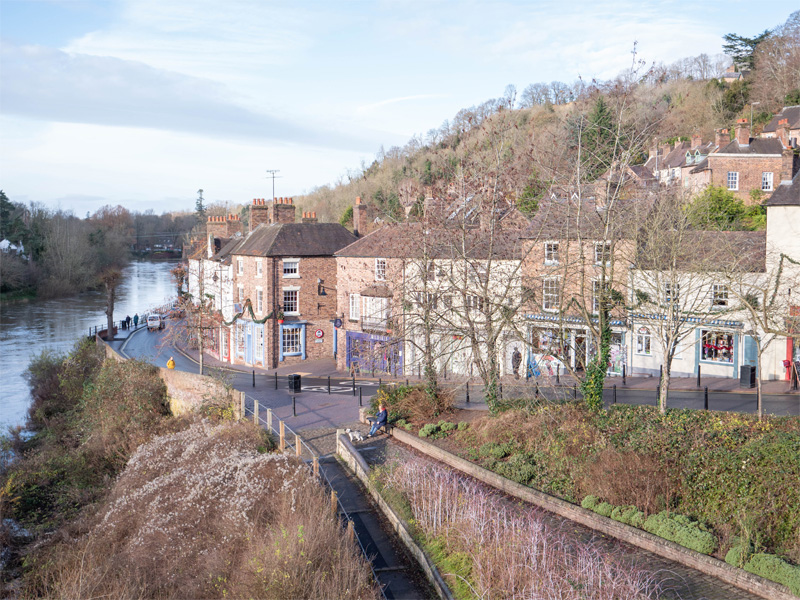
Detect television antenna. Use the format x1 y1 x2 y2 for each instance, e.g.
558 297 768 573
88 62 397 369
265 169 282 200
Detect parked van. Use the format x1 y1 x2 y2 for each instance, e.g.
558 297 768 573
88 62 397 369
147 314 164 331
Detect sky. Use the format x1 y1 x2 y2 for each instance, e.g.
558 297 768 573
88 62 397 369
1 0 797 216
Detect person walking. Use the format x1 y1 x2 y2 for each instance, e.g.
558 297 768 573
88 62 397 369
167 357 175 370
133 313 139 329
125 315 131 329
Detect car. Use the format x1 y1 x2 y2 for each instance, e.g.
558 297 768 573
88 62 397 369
147 314 164 331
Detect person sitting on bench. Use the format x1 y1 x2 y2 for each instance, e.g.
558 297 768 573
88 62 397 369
367 403 388 437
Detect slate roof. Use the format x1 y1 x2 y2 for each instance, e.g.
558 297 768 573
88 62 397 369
763 106 800 133
232 223 357 257
714 138 785 154
335 223 524 260
765 170 800 206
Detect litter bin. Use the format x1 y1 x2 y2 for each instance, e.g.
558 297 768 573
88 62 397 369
739 365 756 389
288 374 302 393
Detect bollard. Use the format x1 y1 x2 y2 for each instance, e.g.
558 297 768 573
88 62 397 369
352 376 356 396
622 364 626 385
331 490 338 516
535 382 539 398
379 377 382 388
444 364 447 380
613 384 617 404
313 456 319 478
267 408 272 433
697 364 701 388
371 366 375 378
275 372 278 390
656 385 660 401
328 375 331 395
466 382 470 403
499 382 503 399
253 400 259 425
406 379 409 387
556 364 560 384
252 370 255 387
359 387 362 407
704 386 709 410
573 384 577 399
295 434 302 458
292 395 296 417
279 421 285 451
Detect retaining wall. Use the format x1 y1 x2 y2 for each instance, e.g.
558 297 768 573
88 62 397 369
336 432 453 600
364 411 795 600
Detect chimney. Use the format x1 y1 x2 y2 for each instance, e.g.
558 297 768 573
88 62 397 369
776 118 790 147
249 198 270 232
206 214 228 240
270 196 296 224
691 133 702 149
735 118 750 146
353 196 368 237
715 128 730 148
301 211 318 224
659 143 671 157
781 147 794 183
226 213 243 236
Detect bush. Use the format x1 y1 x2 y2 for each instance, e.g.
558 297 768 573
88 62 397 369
439 421 456 433
743 553 800 596
581 495 599 510
725 538 753 568
610 505 646 529
479 442 515 460
595 502 614 518
495 453 538 486
373 385 455 422
457 421 469 431
644 511 717 555
419 423 440 438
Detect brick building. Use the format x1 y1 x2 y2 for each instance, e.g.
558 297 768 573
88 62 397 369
761 105 800 147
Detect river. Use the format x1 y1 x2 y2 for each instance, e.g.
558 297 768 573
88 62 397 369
0 260 179 432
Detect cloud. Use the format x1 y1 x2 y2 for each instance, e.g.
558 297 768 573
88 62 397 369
357 94 447 113
0 42 377 151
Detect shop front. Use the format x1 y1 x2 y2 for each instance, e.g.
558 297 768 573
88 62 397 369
346 331 401 376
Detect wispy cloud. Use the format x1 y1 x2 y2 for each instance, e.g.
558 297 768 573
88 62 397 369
0 42 377 151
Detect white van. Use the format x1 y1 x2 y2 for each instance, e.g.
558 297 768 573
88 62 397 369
147 314 164 331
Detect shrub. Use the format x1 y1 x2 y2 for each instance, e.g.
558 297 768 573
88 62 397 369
581 495 599 510
457 421 469 431
743 553 800 595
479 442 514 460
595 502 614 518
439 421 456 433
419 423 440 438
495 453 538 486
611 505 646 529
644 511 717 555
725 538 753 568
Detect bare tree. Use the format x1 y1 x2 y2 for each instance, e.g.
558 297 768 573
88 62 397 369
100 268 122 340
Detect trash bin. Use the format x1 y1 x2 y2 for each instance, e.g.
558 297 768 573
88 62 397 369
739 365 756 388
288 374 302 393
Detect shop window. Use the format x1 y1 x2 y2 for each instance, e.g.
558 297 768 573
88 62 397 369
282 327 302 355
636 327 651 355
701 330 733 363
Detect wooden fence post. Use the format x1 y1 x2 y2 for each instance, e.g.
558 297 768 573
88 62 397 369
346 520 355 544
253 399 259 425
295 434 302 458
313 456 319 478
331 490 338 516
267 408 272 433
239 391 245 420
279 420 286 451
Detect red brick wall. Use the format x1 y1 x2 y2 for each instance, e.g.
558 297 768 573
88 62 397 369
707 155 783 202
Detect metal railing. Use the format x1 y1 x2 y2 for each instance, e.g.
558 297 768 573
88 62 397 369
242 393 387 599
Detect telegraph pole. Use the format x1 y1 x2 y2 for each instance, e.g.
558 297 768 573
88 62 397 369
265 169 281 200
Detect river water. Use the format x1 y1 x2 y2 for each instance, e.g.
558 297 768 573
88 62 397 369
0 260 179 432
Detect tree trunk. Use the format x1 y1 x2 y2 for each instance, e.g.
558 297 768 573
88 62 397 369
659 365 671 414
756 349 763 420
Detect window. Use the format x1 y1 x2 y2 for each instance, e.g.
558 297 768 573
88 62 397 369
762 172 773 191
375 258 386 281
443 295 453 308
665 282 680 304
701 330 733 363
466 295 485 311
238 285 244 304
426 261 436 281
363 297 390 330
543 278 559 311
282 326 302 355
256 259 263 278
422 292 438 310
283 259 299 277
727 171 739 191
594 241 611 265
256 288 263 314
671 168 679 180
236 322 245 357
544 242 559 264
255 326 264 363
283 289 298 314
237 258 244 275
636 327 651 355
711 284 729 308
349 293 361 320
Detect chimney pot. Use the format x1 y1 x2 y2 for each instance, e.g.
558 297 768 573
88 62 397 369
312 211 316 218
355 196 361 205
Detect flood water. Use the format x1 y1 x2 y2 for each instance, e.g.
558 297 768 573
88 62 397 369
0 260 179 432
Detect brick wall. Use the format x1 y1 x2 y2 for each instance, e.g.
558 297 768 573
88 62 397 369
708 155 783 202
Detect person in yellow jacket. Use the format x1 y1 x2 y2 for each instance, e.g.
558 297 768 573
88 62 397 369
167 357 176 370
